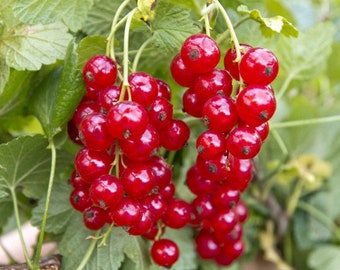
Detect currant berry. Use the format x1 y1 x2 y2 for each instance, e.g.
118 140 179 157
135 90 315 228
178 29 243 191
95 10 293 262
162 198 192 229
147 97 173 130
225 126 262 159
158 119 190 151
215 240 244 266
148 156 172 191
235 201 249 223
211 208 238 236
69 188 92 212
74 148 113 182
202 95 238 133
142 193 168 220
186 165 218 196
224 44 252 80
159 182 176 199
192 69 233 100
128 72 159 107
127 207 154 235
67 120 83 146
236 85 276 126
254 121 270 141
217 222 243 244
79 112 114 151
225 155 254 191
151 239 179 267
98 85 121 112
83 55 117 89
83 205 107 231
109 197 142 227
72 99 100 128
182 88 206 118
89 174 124 209
195 229 221 259
196 130 227 160
121 164 156 199
69 170 89 189
191 193 215 221
212 184 240 210
181 34 220 74
106 101 149 140
239 47 279 85
170 53 196 87
119 124 160 162
195 154 229 182
156 79 172 101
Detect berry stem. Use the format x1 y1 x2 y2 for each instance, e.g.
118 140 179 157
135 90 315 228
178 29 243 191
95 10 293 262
76 230 101 270
132 38 152 73
286 180 304 217
119 8 137 102
98 224 115 247
271 114 340 129
32 138 57 270
10 186 33 269
276 73 295 100
215 15 250 44
202 2 212 36
297 201 340 242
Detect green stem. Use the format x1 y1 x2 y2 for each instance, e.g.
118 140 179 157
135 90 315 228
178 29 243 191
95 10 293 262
297 200 340 241
215 15 250 44
32 138 57 269
203 3 211 36
286 180 304 217
106 0 131 60
132 38 152 73
270 128 288 156
271 115 340 129
10 187 33 269
119 8 137 102
283 226 293 265
276 72 294 100
76 230 101 270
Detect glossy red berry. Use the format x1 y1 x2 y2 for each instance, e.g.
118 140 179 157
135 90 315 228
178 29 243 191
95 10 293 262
156 79 172 101
225 155 254 191
82 206 107 230
193 69 233 100
98 85 121 112
191 193 215 221
69 170 89 189
69 188 92 212
147 97 173 130
239 47 279 85
186 165 218 196
121 164 156 199
127 207 154 235
128 72 159 107
213 184 240 210
196 130 227 160
89 174 124 209
211 208 238 236
181 34 220 74
142 193 168 220
224 44 252 80
79 112 114 151
74 148 113 182
215 240 244 265
158 119 190 151
182 88 206 118
67 120 83 146
170 53 196 87
148 156 172 191
119 124 160 162
254 121 270 141
106 101 148 140
235 201 249 223
72 99 100 128
236 85 276 127
162 198 192 229
202 95 238 133
151 239 179 267
226 126 262 159
109 197 142 227
195 230 221 259
83 55 117 89
159 182 175 199
195 154 229 182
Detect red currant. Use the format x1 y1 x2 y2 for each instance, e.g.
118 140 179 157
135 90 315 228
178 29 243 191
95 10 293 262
181 34 220 74
212 184 240 210
186 165 218 196
127 207 154 235
148 156 172 191
158 119 190 151
82 205 107 231
69 188 92 212
195 229 221 259
147 97 173 130
196 130 227 160
98 85 121 112
156 79 172 101
109 197 142 227
162 198 192 229
151 239 179 267
224 44 252 80
182 88 206 118
170 53 196 87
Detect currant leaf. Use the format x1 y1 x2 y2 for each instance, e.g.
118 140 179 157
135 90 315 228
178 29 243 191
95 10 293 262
0 59 10 93
151 2 201 53
77 35 107 70
10 0 94 32
0 22 72 71
308 245 340 270
237 5 299 37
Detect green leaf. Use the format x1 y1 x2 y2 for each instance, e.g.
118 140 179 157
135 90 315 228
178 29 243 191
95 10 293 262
11 0 94 32
52 39 85 130
237 5 298 37
82 0 125 36
0 22 72 70
308 245 340 270
31 183 73 234
276 22 335 80
151 2 201 53
0 69 33 117
0 59 10 93
0 135 51 198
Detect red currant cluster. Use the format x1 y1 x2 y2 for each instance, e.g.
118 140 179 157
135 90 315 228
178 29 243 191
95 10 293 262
67 55 192 267
170 34 278 266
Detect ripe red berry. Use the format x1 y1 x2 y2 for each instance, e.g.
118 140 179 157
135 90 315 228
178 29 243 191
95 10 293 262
151 239 179 267
192 69 233 100
226 126 262 159
212 184 240 210
182 88 206 118
236 85 276 127
148 156 172 191
196 130 227 160
225 155 254 191
74 148 113 182
142 193 168 220
235 201 249 223
156 79 172 101
195 229 221 259
128 72 159 107
170 53 196 87
79 112 114 151
239 47 279 85
109 197 142 227
83 55 117 89
191 193 215 221
162 198 192 229
224 44 252 80
106 101 149 140
69 188 92 212
186 165 218 196
89 174 124 209
71 99 100 128
98 85 121 112
181 34 220 74
67 120 83 146
202 95 238 133
211 208 238 236
147 97 173 130
82 205 107 231
158 119 190 151
127 207 154 236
